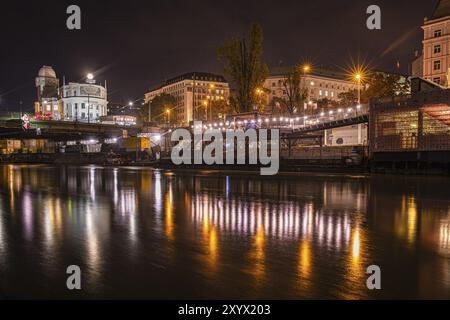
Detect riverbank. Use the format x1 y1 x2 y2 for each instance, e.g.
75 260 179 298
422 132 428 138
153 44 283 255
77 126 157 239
2 153 450 175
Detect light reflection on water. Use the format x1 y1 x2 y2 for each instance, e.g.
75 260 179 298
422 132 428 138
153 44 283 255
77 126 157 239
0 164 449 299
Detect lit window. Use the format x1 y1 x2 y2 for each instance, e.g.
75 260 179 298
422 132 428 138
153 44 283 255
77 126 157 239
434 60 441 71
434 45 441 54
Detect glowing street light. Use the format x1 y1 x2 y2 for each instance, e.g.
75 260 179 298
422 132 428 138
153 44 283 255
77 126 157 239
202 100 210 121
354 72 363 105
165 108 170 124
87 73 94 80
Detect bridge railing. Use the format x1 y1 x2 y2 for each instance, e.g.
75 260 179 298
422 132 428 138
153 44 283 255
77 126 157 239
188 106 368 132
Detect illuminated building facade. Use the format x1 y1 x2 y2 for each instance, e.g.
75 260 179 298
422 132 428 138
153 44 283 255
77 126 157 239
34 66 62 120
60 80 108 123
34 66 108 122
421 0 450 86
144 72 230 126
370 78 450 163
264 67 358 110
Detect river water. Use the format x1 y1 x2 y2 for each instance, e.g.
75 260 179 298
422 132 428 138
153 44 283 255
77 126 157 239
0 165 449 299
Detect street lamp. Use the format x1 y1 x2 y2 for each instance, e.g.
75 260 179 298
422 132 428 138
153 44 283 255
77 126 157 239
203 100 209 121
354 73 362 105
165 108 170 125
301 65 311 117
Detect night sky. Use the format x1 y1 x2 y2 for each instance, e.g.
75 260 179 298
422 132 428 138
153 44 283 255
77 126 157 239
0 0 439 112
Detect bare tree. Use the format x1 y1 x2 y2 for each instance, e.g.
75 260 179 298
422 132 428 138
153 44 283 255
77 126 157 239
275 66 309 116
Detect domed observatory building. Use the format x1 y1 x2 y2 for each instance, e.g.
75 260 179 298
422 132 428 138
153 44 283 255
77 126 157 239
34 66 62 120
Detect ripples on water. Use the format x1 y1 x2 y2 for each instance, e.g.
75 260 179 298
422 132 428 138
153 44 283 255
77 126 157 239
0 165 449 299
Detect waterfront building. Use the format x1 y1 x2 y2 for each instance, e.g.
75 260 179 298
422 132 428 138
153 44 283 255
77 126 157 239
370 78 450 164
59 76 108 123
34 66 62 120
34 67 108 122
415 0 450 86
265 66 367 146
144 72 230 126
264 67 358 112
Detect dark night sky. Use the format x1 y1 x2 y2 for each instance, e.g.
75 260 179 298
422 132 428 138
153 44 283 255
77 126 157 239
0 0 440 111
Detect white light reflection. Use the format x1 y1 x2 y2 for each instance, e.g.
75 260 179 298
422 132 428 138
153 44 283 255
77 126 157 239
23 191 34 240
190 195 353 248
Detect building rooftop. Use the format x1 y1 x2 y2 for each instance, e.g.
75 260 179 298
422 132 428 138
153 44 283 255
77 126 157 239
269 66 408 80
269 66 349 81
38 65 57 78
166 72 227 85
431 0 450 20
148 72 227 92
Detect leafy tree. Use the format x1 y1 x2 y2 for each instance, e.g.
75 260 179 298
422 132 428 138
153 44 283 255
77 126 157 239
210 99 232 120
138 102 151 124
316 98 338 111
337 91 358 106
363 73 410 101
335 73 410 107
148 93 177 124
218 23 269 113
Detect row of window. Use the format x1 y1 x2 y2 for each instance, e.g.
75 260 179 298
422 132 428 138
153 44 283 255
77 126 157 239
161 82 226 94
63 91 105 98
65 103 103 111
272 89 338 98
160 87 227 98
270 80 352 91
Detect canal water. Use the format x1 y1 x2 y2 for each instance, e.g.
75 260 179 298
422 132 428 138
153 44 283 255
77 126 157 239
0 165 449 299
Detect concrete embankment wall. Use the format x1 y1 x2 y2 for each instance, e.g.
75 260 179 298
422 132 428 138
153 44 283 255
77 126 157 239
0 153 108 165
